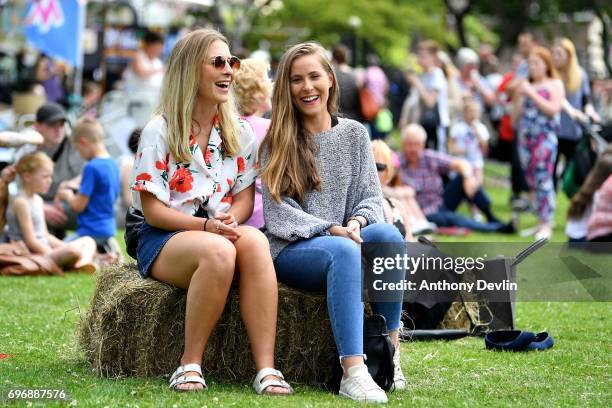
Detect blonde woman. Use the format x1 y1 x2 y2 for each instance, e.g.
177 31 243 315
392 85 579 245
552 38 599 189
128 29 292 395
260 42 407 403
232 58 272 228
371 140 414 241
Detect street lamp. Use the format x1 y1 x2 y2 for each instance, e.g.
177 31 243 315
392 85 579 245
444 0 471 48
348 16 362 67
447 0 469 15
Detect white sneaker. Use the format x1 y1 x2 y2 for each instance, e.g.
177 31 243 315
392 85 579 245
392 345 407 391
339 364 388 403
411 219 436 236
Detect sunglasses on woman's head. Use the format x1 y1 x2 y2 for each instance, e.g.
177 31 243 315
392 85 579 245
376 163 388 172
210 56 241 70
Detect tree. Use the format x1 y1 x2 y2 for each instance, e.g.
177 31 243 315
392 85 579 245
242 0 495 66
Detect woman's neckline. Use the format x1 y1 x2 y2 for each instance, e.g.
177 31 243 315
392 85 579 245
309 115 340 137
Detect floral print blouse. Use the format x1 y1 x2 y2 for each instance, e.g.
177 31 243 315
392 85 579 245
130 115 257 216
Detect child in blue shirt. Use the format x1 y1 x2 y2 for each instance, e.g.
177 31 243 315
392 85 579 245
57 118 120 254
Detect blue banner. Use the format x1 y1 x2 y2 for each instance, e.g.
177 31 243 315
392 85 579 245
23 0 85 67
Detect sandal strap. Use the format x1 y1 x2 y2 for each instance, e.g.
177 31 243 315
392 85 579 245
253 368 293 395
170 375 207 390
170 363 202 383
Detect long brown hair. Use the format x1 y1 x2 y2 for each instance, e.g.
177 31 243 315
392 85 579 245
568 146 612 218
260 42 339 203
157 28 241 163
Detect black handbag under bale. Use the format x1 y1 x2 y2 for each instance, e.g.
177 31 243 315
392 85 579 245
330 314 395 392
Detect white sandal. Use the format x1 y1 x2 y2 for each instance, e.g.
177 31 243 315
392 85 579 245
169 363 207 391
252 368 294 395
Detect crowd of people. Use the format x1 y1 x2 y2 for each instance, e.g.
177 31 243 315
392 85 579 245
0 26 610 403
333 32 610 242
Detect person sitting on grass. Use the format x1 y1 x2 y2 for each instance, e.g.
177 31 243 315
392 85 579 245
399 123 515 234
13 102 86 238
378 145 437 237
56 118 121 255
5 152 97 271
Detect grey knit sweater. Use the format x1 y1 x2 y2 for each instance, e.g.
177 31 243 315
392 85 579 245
262 118 384 260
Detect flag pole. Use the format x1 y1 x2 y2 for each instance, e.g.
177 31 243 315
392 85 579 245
71 0 86 113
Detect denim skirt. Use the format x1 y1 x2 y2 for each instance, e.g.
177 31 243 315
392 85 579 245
136 221 181 278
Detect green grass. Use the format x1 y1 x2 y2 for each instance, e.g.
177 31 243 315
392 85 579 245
1 164 611 407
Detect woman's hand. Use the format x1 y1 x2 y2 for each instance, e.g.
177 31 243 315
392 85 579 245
209 212 240 241
328 223 363 244
215 211 238 228
517 80 533 97
346 219 363 244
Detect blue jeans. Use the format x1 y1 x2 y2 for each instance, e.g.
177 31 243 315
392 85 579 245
426 175 504 233
274 223 405 358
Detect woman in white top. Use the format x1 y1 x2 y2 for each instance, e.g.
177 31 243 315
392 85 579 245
128 29 292 395
123 31 165 94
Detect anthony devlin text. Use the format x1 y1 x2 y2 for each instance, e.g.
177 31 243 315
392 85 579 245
372 279 518 292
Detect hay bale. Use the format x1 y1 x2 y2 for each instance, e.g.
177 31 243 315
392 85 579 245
439 300 480 331
79 263 338 385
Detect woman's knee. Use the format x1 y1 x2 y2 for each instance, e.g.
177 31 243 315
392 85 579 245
327 236 361 260
198 238 236 279
235 226 269 253
363 222 404 243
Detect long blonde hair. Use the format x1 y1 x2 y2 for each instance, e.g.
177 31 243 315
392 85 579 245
260 42 339 203
157 28 240 163
554 38 582 94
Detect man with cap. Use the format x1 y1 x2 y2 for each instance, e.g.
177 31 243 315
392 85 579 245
6 102 86 237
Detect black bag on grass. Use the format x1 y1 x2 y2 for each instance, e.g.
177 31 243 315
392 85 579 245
329 314 395 392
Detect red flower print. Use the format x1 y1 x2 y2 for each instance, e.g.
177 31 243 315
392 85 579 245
136 172 152 182
155 153 170 171
221 192 233 204
204 148 213 165
169 167 194 193
237 157 246 173
133 184 147 192
227 178 233 188
216 183 222 193
189 135 197 146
